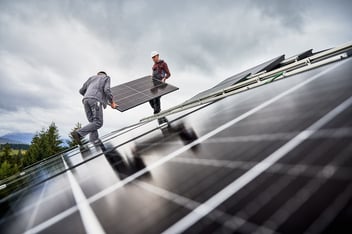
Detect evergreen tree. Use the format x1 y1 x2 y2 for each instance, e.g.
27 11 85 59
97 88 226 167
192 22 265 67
14 149 23 168
22 148 35 168
24 122 64 166
0 144 18 180
67 122 82 147
26 130 45 163
0 161 12 180
45 122 63 155
0 144 11 164
2 122 64 178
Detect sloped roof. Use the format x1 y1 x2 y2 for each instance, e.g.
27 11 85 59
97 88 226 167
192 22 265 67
1 42 352 234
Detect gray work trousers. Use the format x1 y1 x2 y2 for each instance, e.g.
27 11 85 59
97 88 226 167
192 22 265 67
77 98 103 143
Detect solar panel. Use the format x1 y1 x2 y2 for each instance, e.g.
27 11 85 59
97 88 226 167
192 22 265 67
1 45 351 234
111 76 179 111
186 55 284 102
280 49 313 66
295 48 313 60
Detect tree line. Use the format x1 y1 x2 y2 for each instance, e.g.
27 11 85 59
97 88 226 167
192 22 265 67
0 144 29 150
0 122 80 180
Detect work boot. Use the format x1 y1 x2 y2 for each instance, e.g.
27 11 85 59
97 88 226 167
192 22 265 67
71 131 83 146
154 108 161 114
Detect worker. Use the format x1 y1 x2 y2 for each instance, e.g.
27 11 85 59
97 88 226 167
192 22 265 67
71 71 117 146
149 51 171 114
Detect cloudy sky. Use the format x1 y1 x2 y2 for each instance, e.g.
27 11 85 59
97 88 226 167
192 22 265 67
0 0 351 140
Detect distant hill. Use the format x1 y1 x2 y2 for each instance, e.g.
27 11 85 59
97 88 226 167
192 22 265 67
0 133 35 145
0 137 23 144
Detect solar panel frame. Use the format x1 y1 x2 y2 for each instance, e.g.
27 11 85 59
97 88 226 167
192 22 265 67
111 76 179 111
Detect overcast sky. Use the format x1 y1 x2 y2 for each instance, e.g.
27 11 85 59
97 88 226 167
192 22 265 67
0 0 351 139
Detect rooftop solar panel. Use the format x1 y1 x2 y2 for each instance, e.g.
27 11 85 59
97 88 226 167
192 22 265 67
187 55 284 102
280 49 313 66
0 46 351 234
296 48 313 60
111 76 179 111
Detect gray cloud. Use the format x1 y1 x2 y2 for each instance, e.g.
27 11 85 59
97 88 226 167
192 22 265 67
2 0 351 72
0 0 351 136
251 0 306 31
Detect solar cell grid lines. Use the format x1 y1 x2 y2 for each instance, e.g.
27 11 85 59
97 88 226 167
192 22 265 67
0 43 352 234
111 76 179 111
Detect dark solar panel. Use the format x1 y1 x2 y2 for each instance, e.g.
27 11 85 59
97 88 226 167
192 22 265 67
280 49 313 66
111 76 179 111
187 55 284 102
296 49 313 60
0 49 351 234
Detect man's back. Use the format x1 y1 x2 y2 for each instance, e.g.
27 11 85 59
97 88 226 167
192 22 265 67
80 74 113 108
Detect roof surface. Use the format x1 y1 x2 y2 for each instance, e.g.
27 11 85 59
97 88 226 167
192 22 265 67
1 44 351 234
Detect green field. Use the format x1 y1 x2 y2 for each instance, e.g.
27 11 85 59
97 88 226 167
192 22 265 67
0 149 27 156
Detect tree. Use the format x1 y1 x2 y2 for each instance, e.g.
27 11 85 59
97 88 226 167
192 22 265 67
0 160 12 180
1 122 64 179
45 122 63 155
67 122 82 147
14 149 23 167
0 144 19 180
26 130 45 163
0 144 11 164
24 122 64 166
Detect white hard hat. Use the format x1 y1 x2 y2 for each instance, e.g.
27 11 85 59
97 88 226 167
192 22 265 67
151 51 159 58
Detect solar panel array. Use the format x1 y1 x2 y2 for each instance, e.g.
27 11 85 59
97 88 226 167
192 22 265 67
0 46 351 234
111 76 179 111
186 55 284 102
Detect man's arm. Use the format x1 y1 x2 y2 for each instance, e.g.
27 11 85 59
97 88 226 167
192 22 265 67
79 79 89 96
104 76 118 109
162 62 171 82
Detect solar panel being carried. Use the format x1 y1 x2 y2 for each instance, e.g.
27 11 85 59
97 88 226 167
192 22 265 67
111 76 179 111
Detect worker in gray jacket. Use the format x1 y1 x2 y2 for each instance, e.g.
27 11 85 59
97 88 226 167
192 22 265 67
71 71 117 146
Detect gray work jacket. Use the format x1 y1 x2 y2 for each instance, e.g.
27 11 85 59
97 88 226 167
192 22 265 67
79 74 113 108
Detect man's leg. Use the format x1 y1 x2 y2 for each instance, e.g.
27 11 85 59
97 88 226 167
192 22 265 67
71 100 93 145
77 99 103 140
149 99 155 109
89 102 103 144
84 99 94 123
154 97 161 114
